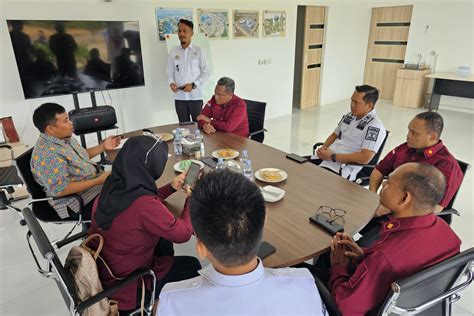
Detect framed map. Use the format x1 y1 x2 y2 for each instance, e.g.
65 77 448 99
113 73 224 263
232 10 259 38
155 8 193 41
263 10 286 37
197 9 229 39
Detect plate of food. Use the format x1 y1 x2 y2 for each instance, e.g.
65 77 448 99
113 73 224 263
211 148 239 160
157 132 174 142
173 159 204 173
172 128 190 137
255 168 288 183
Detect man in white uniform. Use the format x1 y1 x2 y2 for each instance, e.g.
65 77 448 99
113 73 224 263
157 170 328 316
313 85 386 181
167 19 210 123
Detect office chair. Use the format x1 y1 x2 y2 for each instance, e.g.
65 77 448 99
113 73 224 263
314 247 474 316
244 99 267 143
15 148 89 241
22 207 156 316
308 131 390 185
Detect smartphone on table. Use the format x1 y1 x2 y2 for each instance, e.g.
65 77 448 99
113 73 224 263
201 156 217 169
257 241 276 259
184 162 201 187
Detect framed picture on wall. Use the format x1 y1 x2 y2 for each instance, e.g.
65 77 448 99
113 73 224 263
197 9 229 39
263 10 286 37
232 10 259 38
155 7 193 41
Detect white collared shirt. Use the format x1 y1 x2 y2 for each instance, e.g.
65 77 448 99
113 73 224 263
157 259 328 316
167 42 210 101
319 109 386 181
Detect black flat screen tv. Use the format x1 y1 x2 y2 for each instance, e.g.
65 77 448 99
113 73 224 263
7 20 145 99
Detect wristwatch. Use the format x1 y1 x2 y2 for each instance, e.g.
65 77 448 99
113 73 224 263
331 153 337 162
192 82 197 89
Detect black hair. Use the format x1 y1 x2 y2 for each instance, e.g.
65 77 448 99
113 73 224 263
178 19 194 30
415 111 444 138
355 85 379 106
32 103 66 133
190 170 266 267
400 163 446 210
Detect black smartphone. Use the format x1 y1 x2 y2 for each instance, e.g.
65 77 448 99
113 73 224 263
257 241 276 259
309 214 344 235
184 162 201 186
201 156 217 169
286 153 308 163
179 121 196 126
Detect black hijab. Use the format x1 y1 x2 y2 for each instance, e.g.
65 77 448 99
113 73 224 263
95 136 169 229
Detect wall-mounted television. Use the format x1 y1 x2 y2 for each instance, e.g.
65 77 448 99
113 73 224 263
7 20 145 99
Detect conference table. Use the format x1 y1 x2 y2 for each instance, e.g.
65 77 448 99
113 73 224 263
426 72 474 111
112 123 379 268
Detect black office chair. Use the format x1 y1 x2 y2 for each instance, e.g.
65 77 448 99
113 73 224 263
21 207 156 316
244 99 267 143
315 247 474 316
308 131 390 185
437 160 470 225
0 144 27 225
15 148 89 240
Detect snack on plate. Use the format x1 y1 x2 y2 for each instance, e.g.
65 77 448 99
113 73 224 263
217 149 235 158
158 132 173 141
261 169 283 181
179 160 192 171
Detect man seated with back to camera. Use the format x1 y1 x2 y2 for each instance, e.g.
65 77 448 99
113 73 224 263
197 77 249 138
30 102 120 220
311 85 386 181
325 163 461 315
157 170 328 316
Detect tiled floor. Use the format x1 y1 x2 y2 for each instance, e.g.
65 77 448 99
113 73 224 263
0 99 472 315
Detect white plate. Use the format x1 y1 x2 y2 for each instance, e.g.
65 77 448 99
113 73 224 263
173 159 204 173
211 149 239 160
172 128 190 137
255 168 288 183
260 185 285 202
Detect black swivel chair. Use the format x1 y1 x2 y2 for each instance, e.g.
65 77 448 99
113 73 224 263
244 99 267 143
308 131 390 185
315 247 474 316
22 207 156 316
15 148 89 240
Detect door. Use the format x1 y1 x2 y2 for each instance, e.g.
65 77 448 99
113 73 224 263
293 6 326 108
364 5 413 99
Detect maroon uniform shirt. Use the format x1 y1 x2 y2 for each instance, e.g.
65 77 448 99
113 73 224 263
329 213 461 315
198 94 249 137
375 141 463 207
88 184 193 310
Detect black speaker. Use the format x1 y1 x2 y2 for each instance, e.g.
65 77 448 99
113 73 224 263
69 106 117 134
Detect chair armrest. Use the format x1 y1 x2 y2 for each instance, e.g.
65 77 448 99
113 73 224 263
75 268 156 314
314 276 342 316
55 231 88 249
438 208 460 217
341 162 377 168
312 142 324 151
29 194 85 210
0 144 12 150
249 128 267 138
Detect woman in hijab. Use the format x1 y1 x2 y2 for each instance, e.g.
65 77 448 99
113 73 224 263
88 135 201 312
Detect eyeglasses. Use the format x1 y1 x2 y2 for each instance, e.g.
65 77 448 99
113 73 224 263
316 205 347 225
143 131 162 164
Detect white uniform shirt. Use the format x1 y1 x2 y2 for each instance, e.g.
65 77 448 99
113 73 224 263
167 42 210 101
157 259 328 316
319 109 386 181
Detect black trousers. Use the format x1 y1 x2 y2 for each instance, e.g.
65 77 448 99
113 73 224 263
175 100 203 123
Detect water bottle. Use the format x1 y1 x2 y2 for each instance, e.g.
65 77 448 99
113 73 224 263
243 160 254 181
199 142 206 158
216 158 225 170
173 128 183 156
240 150 249 166
195 129 205 158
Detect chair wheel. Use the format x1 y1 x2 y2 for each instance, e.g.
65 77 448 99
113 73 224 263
20 219 27 226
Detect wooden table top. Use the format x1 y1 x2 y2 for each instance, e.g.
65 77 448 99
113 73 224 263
426 72 474 82
111 123 379 268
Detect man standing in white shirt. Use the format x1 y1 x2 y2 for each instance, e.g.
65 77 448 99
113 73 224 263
157 170 328 316
167 19 210 123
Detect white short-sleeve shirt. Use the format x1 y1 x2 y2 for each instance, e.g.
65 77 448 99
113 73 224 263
319 109 386 181
157 259 328 316
167 42 210 101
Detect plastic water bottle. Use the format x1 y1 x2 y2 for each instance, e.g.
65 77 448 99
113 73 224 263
173 128 183 156
199 142 206 158
216 158 225 170
195 129 205 158
240 150 249 166
243 160 254 181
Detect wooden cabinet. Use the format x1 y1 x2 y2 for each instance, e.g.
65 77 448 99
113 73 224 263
393 68 431 108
